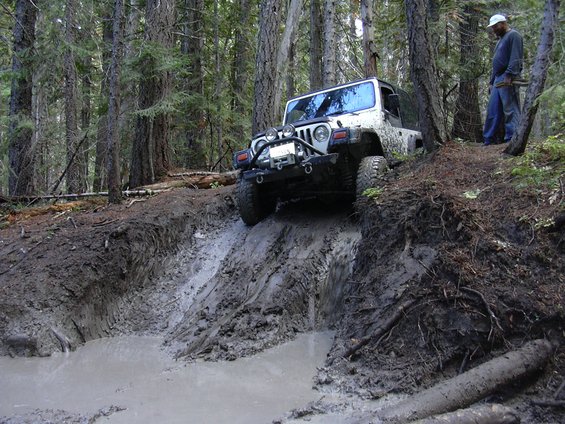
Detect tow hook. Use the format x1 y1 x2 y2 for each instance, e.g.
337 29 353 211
256 175 264 184
304 163 313 174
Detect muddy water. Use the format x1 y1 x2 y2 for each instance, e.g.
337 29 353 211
0 332 333 423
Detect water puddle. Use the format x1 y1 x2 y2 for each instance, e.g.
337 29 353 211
0 332 333 423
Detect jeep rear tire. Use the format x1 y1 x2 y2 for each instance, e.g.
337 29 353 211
356 155 388 198
236 176 276 225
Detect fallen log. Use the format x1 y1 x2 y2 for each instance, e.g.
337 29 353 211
141 171 237 190
410 404 520 424
0 172 237 205
377 339 553 423
0 189 169 204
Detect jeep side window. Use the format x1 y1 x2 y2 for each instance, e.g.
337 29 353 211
381 86 403 128
397 88 420 131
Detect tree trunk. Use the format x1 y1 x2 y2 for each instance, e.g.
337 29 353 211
80 57 92 190
64 0 85 193
361 0 378 78
93 7 113 192
8 0 37 196
117 0 142 168
322 0 337 87
213 0 223 171
404 0 447 151
286 32 297 101
129 0 176 187
231 0 253 142
273 0 305 120
504 0 559 156
252 0 283 134
451 4 483 144
32 65 49 193
107 0 126 204
309 0 323 90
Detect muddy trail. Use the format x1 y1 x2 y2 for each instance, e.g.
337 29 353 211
1 141 564 423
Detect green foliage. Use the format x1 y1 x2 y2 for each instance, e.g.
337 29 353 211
362 187 384 199
537 84 565 133
510 134 565 191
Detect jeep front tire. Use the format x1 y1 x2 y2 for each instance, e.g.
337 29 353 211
236 176 276 225
356 155 388 198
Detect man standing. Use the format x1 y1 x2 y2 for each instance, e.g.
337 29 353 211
483 14 524 145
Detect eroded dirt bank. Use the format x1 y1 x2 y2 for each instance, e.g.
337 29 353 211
1 141 564 423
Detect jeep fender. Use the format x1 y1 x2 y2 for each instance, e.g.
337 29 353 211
339 128 385 161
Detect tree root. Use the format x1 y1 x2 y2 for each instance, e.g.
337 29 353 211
342 298 417 359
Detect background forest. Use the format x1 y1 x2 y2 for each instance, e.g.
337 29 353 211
0 0 563 198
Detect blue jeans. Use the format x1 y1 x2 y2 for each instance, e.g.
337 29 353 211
483 75 521 145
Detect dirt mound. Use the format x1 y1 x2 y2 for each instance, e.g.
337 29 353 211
319 142 564 421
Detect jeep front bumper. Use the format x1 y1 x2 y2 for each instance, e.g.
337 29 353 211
233 136 339 184
239 153 338 184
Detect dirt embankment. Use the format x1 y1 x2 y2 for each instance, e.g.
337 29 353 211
0 189 235 357
0 141 564 423
317 142 564 422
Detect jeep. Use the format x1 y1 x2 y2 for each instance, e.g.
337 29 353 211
233 78 422 225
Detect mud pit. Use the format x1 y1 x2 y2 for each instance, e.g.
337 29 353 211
1 142 564 423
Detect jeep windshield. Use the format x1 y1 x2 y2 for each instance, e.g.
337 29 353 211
284 81 376 125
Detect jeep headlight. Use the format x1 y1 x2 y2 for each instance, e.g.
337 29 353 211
313 125 330 143
254 139 267 153
282 124 295 138
265 128 278 142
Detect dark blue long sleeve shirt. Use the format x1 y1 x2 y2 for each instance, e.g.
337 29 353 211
490 29 524 85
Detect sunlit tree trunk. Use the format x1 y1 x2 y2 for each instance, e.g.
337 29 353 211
322 0 337 87
361 0 378 78
8 0 37 196
274 0 304 120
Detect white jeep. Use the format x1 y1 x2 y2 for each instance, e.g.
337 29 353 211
233 78 422 225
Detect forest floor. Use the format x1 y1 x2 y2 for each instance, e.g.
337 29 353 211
0 140 563 423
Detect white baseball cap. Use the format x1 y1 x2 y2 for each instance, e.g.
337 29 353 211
488 14 507 27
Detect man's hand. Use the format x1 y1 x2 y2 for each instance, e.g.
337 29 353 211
503 74 512 84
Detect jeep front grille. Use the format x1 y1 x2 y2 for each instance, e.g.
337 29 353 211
296 128 315 157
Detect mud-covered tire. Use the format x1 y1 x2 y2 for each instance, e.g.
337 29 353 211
236 176 276 225
356 155 388 198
